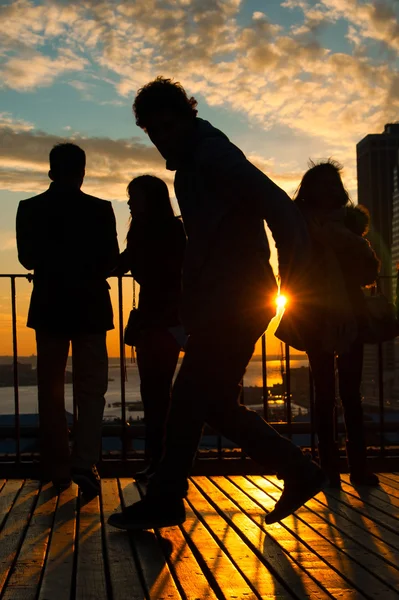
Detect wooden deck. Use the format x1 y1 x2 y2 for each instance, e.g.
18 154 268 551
0 475 399 599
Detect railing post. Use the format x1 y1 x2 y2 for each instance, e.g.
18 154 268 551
309 368 316 459
285 343 292 439
378 342 385 458
261 334 268 421
11 276 20 463
118 276 127 461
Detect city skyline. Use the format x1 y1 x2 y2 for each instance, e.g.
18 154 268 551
1 0 399 355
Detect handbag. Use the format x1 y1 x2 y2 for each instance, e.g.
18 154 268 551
361 291 399 344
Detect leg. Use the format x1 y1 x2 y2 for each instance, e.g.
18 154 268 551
307 348 340 486
136 329 180 468
35 331 71 481
148 320 321 499
70 333 108 469
108 320 325 530
338 343 378 485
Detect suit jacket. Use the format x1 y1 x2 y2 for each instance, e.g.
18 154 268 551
16 182 119 335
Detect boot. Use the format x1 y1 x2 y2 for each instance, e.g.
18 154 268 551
318 441 341 489
346 440 379 487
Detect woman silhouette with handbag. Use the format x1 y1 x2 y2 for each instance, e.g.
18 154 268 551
119 175 186 481
276 160 381 488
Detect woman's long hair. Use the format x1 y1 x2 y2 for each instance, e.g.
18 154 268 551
294 159 351 210
126 175 175 240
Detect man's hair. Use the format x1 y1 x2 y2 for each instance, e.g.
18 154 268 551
133 77 198 129
49 143 86 178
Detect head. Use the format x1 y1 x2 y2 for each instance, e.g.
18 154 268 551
133 77 198 162
49 143 86 188
294 159 350 210
127 175 174 223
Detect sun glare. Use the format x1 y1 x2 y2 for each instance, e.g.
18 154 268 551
276 294 288 310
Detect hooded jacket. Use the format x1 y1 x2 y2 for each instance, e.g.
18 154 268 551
168 118 310 332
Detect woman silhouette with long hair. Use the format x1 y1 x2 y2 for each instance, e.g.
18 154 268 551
277 160 380 488
120 175 186 481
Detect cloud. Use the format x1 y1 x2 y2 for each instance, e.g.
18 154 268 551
0 123 171 199
0 0 398 199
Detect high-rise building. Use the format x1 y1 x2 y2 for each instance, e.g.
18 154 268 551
357 123 399 289
357 124 399 407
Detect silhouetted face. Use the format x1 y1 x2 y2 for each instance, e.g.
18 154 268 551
320 170 347 209
128 185 147 219
144 110 194 163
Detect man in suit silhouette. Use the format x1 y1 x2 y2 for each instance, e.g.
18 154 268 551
16 143 119 495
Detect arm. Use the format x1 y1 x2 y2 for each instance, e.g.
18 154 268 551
197 138 310 288
102 202 120 277
16 201 35 271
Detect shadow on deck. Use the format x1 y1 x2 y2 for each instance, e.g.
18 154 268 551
0 474 399 599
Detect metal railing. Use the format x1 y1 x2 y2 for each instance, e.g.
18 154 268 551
1 273 398 476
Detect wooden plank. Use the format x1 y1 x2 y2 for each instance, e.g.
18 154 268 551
378 473 399 488
75 494 108 600
135 482 219 600
195 475 329 600
247 475 399 599
376 473 399 492
0 480 40 594
2 482 58 600
307 482 399 556
186 478 278 600
341 474 399 508
0 480 24 530
256 476 399 585
101 479 145 600
213 476 357 599
120 479 181 600
337 480 399 532
38 483 78 600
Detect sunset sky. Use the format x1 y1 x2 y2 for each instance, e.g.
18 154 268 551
1 0 398 356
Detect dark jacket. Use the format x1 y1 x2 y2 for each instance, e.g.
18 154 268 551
167 118 310 332
276 204 380 351
16 182 119 334
119 217 186 328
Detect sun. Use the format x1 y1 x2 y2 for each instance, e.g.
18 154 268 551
276 294 288 310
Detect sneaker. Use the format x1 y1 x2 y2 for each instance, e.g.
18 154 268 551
107 497 186 531
265 463 327 525
350 471 379 486
71 465 101 497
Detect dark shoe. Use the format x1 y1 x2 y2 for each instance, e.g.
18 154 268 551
71 465 101 497
265 463 327 525
52 478 72 492
350 471 379 486
134 465 156 483
107 497 186 531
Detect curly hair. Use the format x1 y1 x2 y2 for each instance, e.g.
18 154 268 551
294 158 351 209
133 76 198 129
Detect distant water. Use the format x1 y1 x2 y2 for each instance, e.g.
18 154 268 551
0 357 308 420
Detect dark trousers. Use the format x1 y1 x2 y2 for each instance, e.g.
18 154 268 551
36 331 108 480
136 329 180 466
307 343 367 471
147 317 308 500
